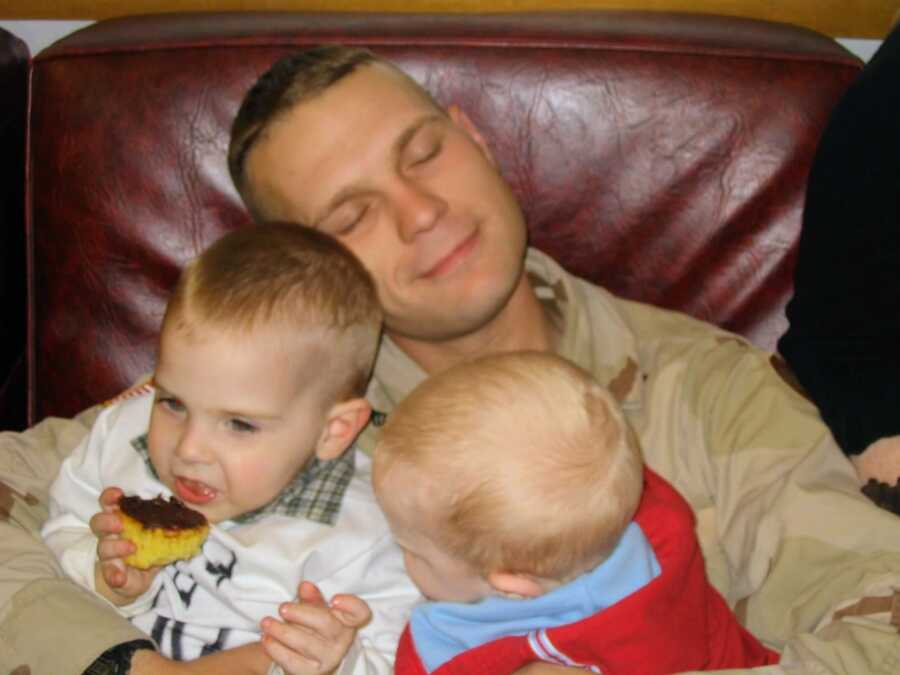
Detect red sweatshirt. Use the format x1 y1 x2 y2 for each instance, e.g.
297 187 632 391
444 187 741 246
395 468 779 674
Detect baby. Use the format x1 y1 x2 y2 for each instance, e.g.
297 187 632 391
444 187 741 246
373 351 779 674
42 222 420 675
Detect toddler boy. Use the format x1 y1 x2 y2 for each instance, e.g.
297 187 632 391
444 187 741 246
42 223 420 675
373 351 779 675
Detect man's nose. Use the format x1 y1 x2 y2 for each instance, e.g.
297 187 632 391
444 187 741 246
393 179 447 243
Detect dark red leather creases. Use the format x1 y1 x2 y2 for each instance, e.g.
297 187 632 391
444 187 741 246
24 12 862 422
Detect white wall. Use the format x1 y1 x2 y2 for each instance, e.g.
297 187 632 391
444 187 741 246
0 19 883 61
842 38 880 61
1 20 92 55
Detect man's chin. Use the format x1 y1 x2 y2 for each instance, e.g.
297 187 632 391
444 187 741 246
388 296 514 344
386 259 526 341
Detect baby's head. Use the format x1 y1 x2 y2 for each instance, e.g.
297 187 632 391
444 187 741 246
148 222 381 524
373 351 644 603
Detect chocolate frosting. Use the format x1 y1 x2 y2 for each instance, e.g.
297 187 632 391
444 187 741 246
118 494 207 529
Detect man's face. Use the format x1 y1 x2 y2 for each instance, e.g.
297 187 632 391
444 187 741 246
148 324 329 524
246 64 528 344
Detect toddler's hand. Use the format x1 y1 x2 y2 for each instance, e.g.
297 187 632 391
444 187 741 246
261 581 372 675
90 486 161 605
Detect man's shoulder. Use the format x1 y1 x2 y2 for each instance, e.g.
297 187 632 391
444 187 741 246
528 246 739 352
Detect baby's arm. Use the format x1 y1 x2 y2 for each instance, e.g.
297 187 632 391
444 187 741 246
262 581 371 675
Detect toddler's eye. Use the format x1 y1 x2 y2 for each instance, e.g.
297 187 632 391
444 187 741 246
228 418 258 434
157 397 185 413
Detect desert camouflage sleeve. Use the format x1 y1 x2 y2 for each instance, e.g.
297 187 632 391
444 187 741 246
0 404 150 674
627 307 900 675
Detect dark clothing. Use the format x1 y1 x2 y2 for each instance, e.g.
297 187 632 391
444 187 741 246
779 24 900 458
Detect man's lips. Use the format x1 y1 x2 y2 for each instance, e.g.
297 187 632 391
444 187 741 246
174 476 217 505
420 231 478 280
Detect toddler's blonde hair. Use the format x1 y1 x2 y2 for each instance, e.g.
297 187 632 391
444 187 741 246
376 351 643 582
163 222 381 399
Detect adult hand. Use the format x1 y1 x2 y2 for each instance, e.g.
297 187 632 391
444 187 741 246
90 486 161 605
852 435 900 484
856 435 900 514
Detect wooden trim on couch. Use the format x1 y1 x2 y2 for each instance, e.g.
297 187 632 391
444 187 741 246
0 1 896 40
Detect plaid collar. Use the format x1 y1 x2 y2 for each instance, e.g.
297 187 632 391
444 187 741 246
130 434 354 526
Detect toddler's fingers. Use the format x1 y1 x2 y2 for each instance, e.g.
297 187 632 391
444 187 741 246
262 638 321 675
97 536 135 562
99 486 124 510
89 511 123 537
277 601 342 639
297 580 327 607
261 619 323 672
331 594 372 628
101 560 127 589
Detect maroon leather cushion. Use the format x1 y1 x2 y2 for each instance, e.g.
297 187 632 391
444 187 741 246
26 11 861 423
0 27 29 431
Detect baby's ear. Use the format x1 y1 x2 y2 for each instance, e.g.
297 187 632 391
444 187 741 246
487 571 544 599
316 398 372 461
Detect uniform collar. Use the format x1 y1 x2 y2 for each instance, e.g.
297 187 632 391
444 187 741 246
360 248 643 454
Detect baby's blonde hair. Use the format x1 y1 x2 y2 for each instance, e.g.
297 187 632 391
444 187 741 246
376 351 643 582
162 222 381 399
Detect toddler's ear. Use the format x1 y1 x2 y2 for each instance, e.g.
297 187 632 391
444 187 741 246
316 398 372 460
487 571 544 599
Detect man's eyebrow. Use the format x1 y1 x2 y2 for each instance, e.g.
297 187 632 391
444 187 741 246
314 114 443 225
393 114 443 159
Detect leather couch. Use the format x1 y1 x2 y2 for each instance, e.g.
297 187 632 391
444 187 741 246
11 11 862 427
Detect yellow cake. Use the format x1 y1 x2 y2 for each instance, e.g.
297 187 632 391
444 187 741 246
118 494 210 569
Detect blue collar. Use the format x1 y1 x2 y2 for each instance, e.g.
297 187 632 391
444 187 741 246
410 521 660 672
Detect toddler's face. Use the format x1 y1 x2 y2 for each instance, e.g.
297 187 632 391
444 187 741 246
147 324 329 524
375 461 493 603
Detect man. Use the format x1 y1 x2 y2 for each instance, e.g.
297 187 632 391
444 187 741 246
233 46 900 673
2 45 899 675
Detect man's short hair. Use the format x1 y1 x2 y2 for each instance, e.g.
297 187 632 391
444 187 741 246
163 222 382 398
376 351 644 581
228 45 378 221
229 44 444 222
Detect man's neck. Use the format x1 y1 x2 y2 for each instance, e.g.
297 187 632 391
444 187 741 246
389 274 557 376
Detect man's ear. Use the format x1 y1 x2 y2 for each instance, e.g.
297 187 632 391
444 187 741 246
448 104 497 167
487 571 544 599
316 397 372 461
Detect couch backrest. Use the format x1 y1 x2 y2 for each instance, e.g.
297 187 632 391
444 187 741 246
26 11 861 423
